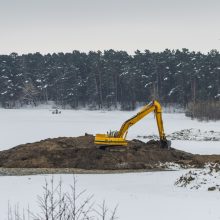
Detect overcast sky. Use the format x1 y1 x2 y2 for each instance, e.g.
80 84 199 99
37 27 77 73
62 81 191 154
0 0 220 54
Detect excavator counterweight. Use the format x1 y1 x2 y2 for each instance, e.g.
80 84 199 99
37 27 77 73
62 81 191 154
95 100 171 148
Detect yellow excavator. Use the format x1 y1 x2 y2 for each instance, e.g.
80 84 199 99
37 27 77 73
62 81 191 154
94 100 171 149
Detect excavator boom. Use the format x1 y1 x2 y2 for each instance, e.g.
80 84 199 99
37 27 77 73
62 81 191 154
94 100 170 148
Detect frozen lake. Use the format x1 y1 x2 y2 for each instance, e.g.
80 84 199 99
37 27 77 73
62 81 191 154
0 108 219 154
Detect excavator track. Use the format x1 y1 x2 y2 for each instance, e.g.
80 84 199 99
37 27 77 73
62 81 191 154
98 145 128 151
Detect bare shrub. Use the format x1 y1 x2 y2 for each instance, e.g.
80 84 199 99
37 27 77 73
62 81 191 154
186 101 220 121
8 176 118 220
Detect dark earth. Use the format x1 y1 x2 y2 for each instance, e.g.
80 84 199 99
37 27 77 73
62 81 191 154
0 134 219 170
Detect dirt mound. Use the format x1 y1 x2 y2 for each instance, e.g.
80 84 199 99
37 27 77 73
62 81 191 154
0 135 219 170
0 135 190 169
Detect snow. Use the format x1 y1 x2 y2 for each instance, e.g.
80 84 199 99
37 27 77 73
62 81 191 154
169 129 220 141
119 71 128 76
170 140 220 154
1 172 220 220
168 88 175 96
141 75 148 78
0 109 219 219
175 163 220 191
144 82 152 87
0 109 219 154
144 129 220 141
1 75 8 78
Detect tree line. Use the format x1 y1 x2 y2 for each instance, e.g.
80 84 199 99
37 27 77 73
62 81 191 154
0 49 219 118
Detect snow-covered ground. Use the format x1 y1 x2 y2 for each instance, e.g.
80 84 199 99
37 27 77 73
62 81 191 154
1 172 220 220
0 108 219 219
175 163 220 191
139 129 220 141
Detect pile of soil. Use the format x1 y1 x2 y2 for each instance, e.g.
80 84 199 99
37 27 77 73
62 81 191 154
0 135 219 170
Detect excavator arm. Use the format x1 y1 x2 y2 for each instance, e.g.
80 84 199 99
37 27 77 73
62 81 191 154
95 100 171 148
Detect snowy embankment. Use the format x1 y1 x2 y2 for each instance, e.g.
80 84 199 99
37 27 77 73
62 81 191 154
175 163 220 191
0 109 219 219
139 128 220 141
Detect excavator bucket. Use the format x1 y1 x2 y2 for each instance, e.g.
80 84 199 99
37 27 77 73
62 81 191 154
95 134 127 146
160 139 171 149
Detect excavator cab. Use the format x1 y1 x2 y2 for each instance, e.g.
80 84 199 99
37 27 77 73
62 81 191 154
95 100 171 149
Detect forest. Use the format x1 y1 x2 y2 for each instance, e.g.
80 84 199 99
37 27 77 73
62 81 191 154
0 49 219 119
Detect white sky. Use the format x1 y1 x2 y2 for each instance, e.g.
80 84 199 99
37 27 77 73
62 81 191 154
0 0 220 55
